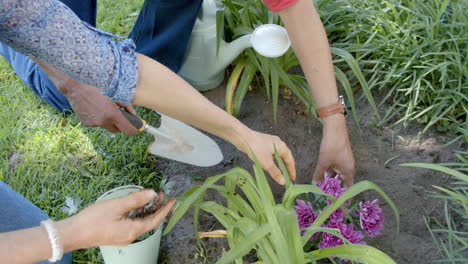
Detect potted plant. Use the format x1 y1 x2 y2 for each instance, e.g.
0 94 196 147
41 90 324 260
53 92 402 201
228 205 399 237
164 153 400 263
96 185 165 264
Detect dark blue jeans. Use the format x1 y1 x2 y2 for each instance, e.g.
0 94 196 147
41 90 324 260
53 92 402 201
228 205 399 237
0 0 203 111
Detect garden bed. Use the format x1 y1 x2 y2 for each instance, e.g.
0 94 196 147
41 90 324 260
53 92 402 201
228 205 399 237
158 82 464 264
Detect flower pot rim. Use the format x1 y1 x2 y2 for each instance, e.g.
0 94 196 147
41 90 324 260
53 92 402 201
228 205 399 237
97 185 143 202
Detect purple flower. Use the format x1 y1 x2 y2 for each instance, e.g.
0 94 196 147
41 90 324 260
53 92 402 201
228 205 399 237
358 199 384 237
295 199 318 232
319 221 365 250
319 172 347 198
340 223 365 244
329 207 346 224
319 220 343 249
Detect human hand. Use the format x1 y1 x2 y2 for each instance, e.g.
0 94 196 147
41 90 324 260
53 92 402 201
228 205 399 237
29 57 138 136
63 79 138 136
312 114 355 187
239 131 296 185
64 189 175 249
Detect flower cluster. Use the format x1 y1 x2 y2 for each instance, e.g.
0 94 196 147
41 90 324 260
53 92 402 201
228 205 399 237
294 173 385 259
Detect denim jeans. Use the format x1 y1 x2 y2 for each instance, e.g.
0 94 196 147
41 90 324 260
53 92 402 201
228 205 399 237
0 0 203 112
0 181 72 264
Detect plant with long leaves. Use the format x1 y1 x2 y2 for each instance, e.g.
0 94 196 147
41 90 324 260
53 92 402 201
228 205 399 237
218 0 377 126
401 156 468 264
319 0 467 135
164 151 400 263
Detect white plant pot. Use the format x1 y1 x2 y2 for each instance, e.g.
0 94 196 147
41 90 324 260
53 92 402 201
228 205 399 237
96 185 163 264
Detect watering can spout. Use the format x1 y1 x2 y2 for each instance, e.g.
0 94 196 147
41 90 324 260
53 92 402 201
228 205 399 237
218 34 252 70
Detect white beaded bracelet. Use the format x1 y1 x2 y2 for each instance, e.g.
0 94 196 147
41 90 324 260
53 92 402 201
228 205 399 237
41 219 64 262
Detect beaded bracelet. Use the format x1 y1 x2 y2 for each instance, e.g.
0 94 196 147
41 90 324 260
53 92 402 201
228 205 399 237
41 219 64 262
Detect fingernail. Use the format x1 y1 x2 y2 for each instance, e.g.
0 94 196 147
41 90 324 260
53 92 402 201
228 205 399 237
280 178 285 185
312 180 318 185
145 189 156 199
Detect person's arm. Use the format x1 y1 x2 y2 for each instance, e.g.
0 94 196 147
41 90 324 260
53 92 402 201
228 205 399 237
0 190 175 264
0 0 295 184
134 54 295 185
31 57 138 136
269 0 356 186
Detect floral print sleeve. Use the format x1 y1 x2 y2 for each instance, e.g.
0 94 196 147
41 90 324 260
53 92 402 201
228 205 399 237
0 0 138 104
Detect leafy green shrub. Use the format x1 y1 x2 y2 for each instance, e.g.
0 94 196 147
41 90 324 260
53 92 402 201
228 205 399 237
401 157 468 263
320 0 467 134
165 153 400 263
219 0 377 125
220 0 467 135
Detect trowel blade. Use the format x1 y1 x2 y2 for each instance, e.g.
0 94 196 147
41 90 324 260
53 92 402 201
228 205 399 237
146 114 223 167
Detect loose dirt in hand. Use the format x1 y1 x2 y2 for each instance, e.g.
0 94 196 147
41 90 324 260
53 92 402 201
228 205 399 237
157 83 463 264
131 191 166 218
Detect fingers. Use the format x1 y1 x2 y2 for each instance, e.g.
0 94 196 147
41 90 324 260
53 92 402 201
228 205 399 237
265 161 286 185
339 165 355 187
137 198 176 233
312 161 327 185
113 109 139 136
116 102 137 115
125 105 137 115
280 146 296 182
103 124 119 134
118 189 157 213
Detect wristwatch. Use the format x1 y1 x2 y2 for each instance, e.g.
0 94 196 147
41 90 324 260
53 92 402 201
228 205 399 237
317 95 347 118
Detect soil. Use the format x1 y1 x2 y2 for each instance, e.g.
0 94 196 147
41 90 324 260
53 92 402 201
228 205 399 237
157 82 464 264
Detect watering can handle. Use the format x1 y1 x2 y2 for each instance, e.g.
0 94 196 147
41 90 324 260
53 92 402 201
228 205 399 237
120 109 147 132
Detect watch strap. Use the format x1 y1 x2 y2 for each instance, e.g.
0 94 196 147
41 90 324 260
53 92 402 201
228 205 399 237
317 96 346 118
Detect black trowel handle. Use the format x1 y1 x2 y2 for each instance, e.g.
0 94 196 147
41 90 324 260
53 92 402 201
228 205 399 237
120 109 147 132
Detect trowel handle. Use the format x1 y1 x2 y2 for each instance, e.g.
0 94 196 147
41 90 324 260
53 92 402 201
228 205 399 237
120 109 147 132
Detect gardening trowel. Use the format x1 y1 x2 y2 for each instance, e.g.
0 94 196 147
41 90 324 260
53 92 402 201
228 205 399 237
120 110 223 167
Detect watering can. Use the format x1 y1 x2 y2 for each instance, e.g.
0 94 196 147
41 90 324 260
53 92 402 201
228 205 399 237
178 0 291 91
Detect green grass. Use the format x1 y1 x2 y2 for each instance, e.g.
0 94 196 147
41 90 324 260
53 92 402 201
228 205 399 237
401 158 468 264
0 1 161 263
319 0 468 135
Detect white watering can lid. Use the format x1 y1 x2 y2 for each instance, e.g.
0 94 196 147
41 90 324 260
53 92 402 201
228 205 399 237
251 24 291 58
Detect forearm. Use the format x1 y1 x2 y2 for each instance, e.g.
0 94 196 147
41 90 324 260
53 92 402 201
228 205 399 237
133 54 253 150
278 0 339 108
0 0 137 104
0 218 84 264
30 57 73 96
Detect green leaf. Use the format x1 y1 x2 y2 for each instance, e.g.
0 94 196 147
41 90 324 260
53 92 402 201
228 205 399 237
335 66 360 129
331 47 380 119
400 163 468 182
276 206 306 263
282 184 329 209
311 181 400 239
273 145 292 188
226 57 248 115
216 225 271 264
271 60 280 122
307 244 396 264
200 201 240 227
233 60 258 116
301 226 350 247
164 174 226 235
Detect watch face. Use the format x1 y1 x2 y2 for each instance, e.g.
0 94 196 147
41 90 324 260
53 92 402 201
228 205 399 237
339 95 348 117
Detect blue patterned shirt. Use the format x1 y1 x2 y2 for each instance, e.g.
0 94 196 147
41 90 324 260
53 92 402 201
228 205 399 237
0 0 138 104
